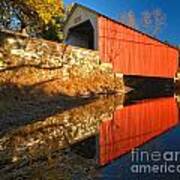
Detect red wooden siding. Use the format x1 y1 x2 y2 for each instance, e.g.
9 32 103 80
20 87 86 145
99 97 178 165
98 16 179 78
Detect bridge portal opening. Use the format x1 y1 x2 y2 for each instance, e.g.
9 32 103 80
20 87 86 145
66 20 95 50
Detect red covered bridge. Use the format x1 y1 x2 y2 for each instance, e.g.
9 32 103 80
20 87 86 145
64 3 179 79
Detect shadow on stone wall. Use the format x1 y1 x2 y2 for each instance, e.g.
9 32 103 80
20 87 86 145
0 82 96 136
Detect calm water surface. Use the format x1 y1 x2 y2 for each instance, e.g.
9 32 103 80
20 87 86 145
0 91 180 179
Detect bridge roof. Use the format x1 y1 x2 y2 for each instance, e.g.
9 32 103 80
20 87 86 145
65 3 179 51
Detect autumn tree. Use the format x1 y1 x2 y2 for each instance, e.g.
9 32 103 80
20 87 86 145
0 0 23 31
0 0 65 41
64 3 74 18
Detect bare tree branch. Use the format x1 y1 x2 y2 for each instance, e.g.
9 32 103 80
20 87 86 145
141 8 166 37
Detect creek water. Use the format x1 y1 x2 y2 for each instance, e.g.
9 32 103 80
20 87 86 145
0 90 180 179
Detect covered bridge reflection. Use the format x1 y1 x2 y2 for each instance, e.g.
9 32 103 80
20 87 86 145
99 97 179 165
0 95 178 168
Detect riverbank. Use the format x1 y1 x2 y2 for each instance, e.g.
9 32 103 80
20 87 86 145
0 30 124 132
0 30 124 97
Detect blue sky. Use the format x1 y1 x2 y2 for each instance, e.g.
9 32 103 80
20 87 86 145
64 0 180 46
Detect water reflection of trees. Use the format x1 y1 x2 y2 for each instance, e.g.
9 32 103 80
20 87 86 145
0 89 124 178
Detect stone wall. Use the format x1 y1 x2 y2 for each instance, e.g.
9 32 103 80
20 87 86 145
0 30 124 97
0 30 124 179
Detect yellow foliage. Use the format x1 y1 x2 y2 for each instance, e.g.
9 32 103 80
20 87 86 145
17 0 64 24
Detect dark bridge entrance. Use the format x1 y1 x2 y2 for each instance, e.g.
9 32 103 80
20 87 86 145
66 20 95 50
